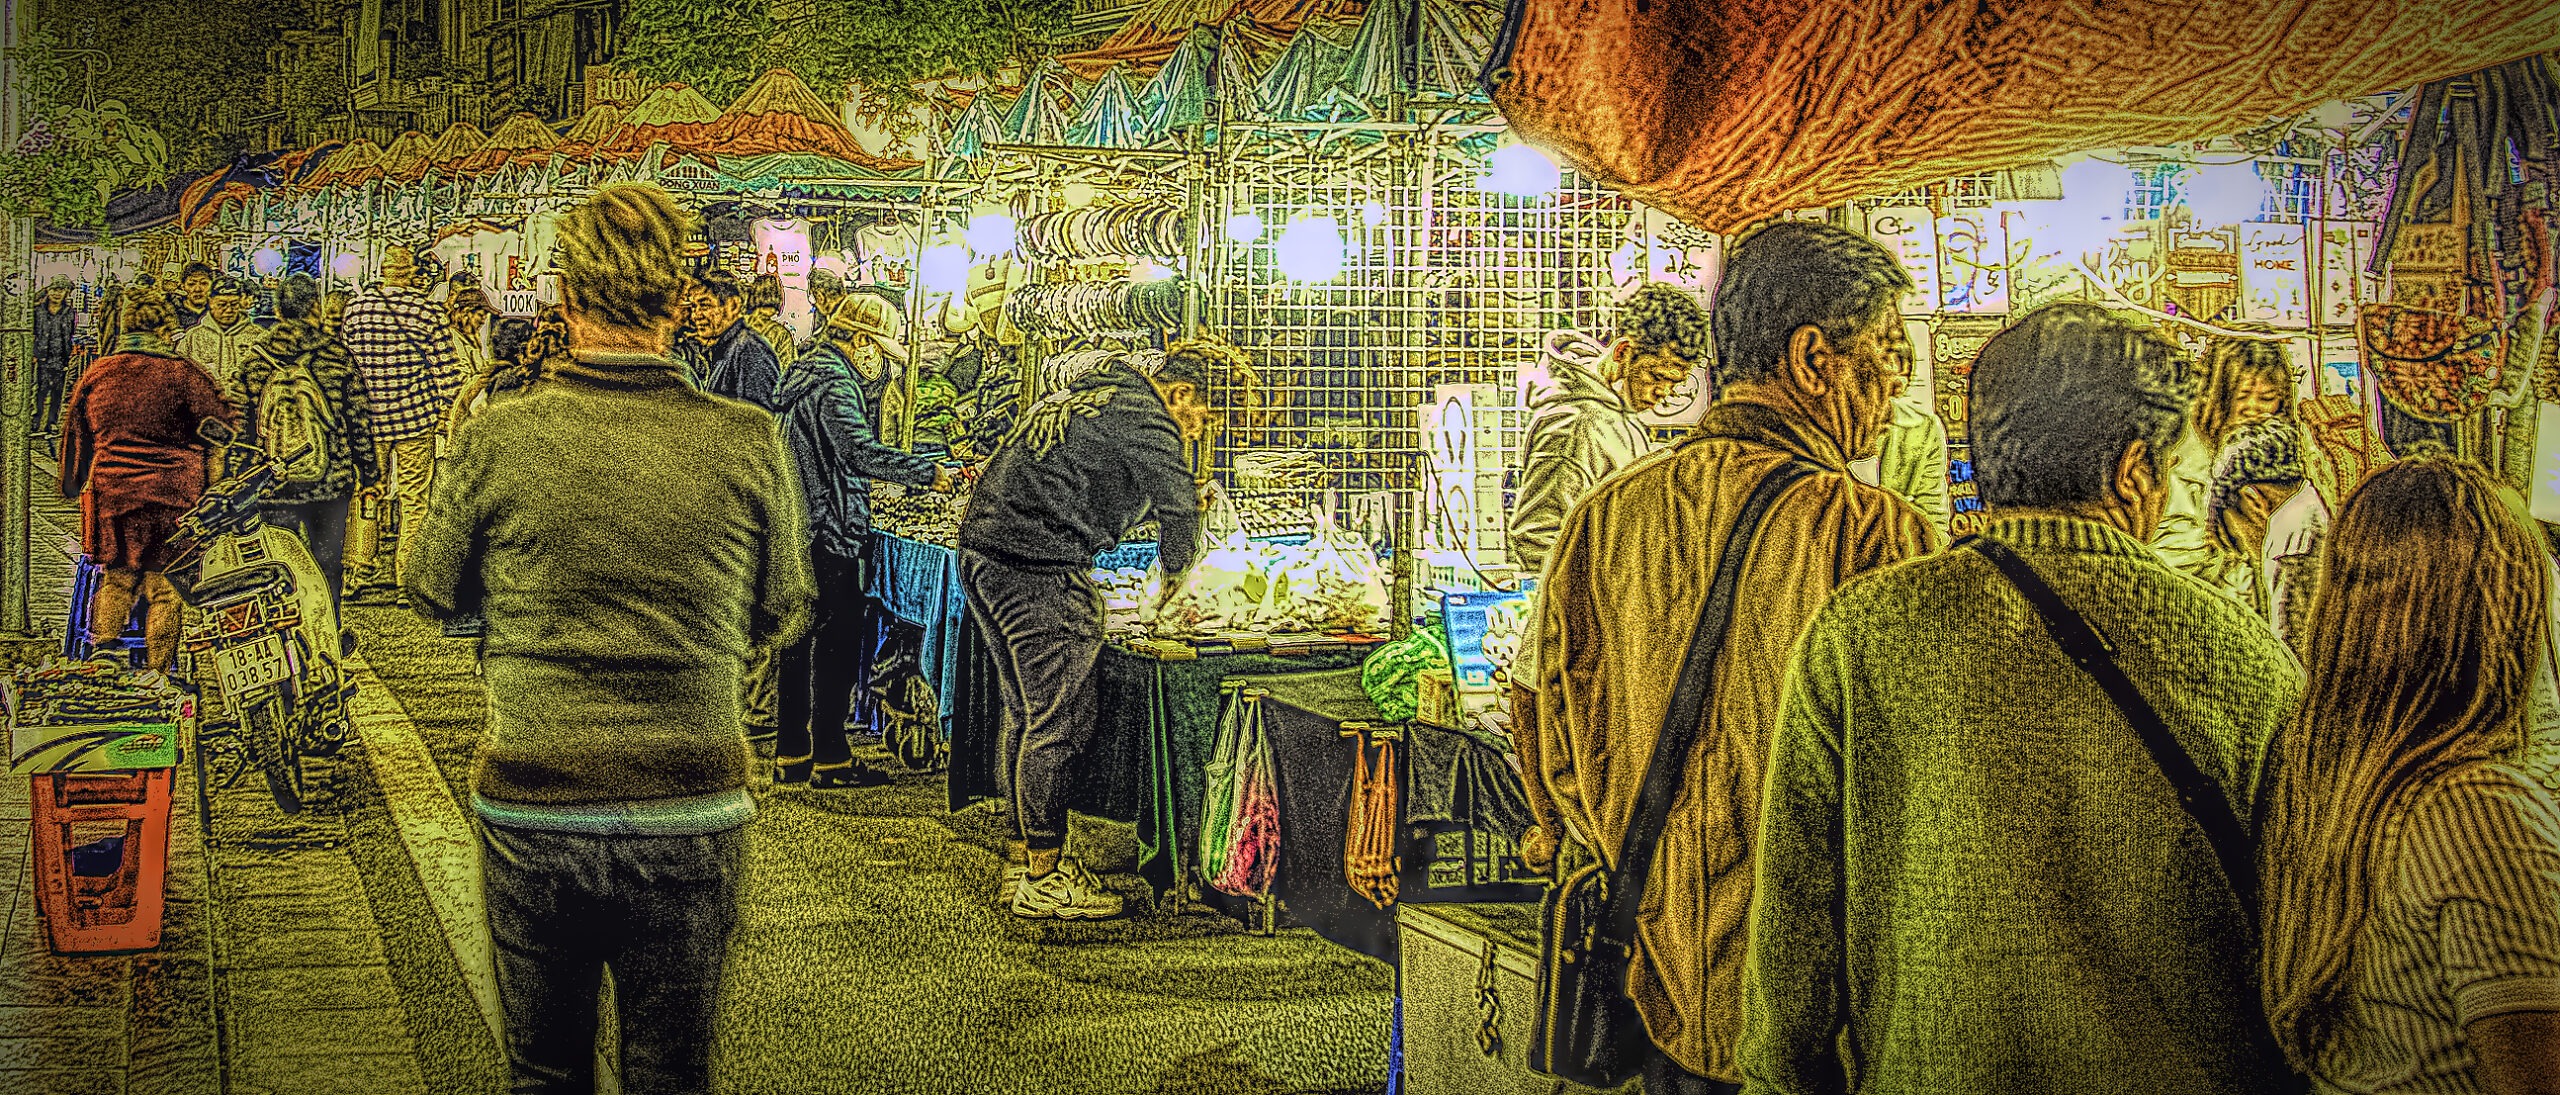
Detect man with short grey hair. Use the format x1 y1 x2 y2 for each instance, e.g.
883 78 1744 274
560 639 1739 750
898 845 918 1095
1743 303 2299 1094
1532 221 1936 1094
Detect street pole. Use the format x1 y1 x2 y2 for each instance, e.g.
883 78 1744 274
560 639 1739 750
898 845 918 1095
2 0 35 637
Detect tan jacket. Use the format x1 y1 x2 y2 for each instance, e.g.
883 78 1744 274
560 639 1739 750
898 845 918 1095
1532 396 1937 1080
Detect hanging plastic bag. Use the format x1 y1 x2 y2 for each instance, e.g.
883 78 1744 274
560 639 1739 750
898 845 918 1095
1360 624 1452 722
1297 507 1393 633
1345 729 1401 909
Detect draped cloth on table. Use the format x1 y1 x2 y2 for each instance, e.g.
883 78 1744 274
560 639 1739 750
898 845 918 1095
1483 0 2560 234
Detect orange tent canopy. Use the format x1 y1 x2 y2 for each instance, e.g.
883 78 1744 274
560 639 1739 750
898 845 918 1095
1487 0 2560 233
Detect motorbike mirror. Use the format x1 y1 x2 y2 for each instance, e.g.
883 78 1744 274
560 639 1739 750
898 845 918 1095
197 419 236 444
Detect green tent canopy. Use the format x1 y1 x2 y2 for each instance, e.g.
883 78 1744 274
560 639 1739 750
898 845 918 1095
1257 20 1355 120
1002 58 1075 146
1145 27 1217 132
1070 65 1154 149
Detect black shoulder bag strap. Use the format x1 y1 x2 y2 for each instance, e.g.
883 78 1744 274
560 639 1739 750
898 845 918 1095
1603 459 1821 942
1964 536 2261 919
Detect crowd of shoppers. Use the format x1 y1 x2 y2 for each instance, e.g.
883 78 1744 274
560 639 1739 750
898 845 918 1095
1513 227 2560 1095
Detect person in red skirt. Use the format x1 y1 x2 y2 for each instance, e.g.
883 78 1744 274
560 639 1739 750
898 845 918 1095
57 285 237 675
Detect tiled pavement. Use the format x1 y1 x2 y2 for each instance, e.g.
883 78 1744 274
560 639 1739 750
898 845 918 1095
3 456 461 1094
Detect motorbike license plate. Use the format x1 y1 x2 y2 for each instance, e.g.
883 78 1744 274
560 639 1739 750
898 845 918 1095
214 634 294 699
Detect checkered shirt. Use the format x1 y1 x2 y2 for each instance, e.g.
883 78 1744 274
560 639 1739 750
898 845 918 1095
343 284 464 444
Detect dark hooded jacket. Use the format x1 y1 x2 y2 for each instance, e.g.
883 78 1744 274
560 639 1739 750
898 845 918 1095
958 363 1199 578
34 297 76 373
698 319 780 410
774 341 942 558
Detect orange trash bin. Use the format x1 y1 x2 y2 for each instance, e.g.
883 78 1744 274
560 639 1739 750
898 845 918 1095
27 769 173 954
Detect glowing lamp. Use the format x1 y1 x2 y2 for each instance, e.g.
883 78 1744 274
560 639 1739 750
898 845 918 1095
1224 212 1265 244
251 247 285 276
1361 200 1388 228
964 214 1018 257
1132 259 1176 282
1481 144 1561 198
1275 217 1345 283
920 245 971 296
331 251 364 280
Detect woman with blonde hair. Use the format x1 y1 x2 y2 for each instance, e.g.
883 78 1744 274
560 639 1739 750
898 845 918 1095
2260 455 2560 1094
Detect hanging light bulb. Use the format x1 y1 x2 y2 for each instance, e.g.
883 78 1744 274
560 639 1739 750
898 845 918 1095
920 244 971 296
964 214 1018 257
1224 212 1265 244
1131 259 1176 282
2177 160 2273 227
252 247 285 276
1481 143 1561 198
1361 200 1388 228
1276 217 1345 282
331 251 364 280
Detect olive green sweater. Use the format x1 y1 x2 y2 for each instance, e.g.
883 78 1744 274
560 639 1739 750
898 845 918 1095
1741 514 2300 1095
407 351 814 818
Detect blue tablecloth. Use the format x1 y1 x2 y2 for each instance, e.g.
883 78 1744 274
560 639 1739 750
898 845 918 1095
872 533 968 735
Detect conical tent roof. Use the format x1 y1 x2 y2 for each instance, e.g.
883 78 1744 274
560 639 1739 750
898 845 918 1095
1257 21 1354 120
1216 20 1272 122
621 84 722 127
1339 0 1410 115
381 130 433 177
317 138 385 178
430 121 489 163
485 112 564 151
721 68 847 132
1415 0 1499 99
1144 26 1216 131
944 91 1013 160
1069 65 1151 149
1002 59 1073 145
563 103 623 144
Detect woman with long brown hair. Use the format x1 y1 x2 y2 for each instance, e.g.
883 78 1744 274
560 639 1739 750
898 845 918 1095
2259 456 2560 1094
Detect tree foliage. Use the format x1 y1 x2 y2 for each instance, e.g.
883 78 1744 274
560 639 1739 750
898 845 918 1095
50 0 305 174
619 0 1076 124
787 0 1075 118
0 28 108 228
615 0 786 106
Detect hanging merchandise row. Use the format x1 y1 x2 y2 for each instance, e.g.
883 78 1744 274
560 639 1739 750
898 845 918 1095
1018 205 1193 262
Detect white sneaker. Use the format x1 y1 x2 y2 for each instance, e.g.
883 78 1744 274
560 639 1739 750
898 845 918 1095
1009 858 1125 920
998 864 1026 906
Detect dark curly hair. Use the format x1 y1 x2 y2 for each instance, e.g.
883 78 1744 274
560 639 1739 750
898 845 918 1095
1159 333 1267 429
1614 284 1710 372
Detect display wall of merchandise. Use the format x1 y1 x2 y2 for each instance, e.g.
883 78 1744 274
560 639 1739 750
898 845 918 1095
1203 133 1645 502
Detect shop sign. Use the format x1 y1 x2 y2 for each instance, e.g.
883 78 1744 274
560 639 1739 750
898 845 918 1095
1936 210 2009 314
2318 223 2377 328
1867 206 1939 315
2533 402 2560 525
661 161 721 192
2240 223 2309 327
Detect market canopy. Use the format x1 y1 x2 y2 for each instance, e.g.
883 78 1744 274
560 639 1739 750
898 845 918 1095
1485 0 2560 233
1070 66 1152 148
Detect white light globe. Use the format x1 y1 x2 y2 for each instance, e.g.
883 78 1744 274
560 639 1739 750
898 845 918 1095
964 215 1017 257
1131 259 1176 282
1062 182 1097 209
1275 217 1345 282
1224 212 1265 243
1361 200 1388 228
920 245 971 296
252 248 285 276
2177 161 2272 227
1481 144 1561 197
331 252 364 280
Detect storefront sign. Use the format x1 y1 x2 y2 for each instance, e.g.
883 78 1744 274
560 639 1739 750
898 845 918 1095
1936 210 2009 314
2319 223 2377 328
2534 401 2560 525
752 219 816 341
1867 206 1940 315
2241 223 2309 327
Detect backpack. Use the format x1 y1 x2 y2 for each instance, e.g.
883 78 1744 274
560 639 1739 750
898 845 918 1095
257 353 336 486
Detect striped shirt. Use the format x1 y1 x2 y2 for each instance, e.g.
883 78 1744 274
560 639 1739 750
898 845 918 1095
342 284 464 444
2314 761 2560 1094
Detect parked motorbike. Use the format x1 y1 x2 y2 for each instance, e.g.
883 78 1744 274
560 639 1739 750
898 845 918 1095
167 419 355 815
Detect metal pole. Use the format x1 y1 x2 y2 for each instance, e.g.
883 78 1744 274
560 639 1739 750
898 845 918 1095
3 0 36 636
